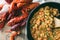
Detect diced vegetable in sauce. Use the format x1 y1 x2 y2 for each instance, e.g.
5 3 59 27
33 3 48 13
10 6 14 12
30 6 60 40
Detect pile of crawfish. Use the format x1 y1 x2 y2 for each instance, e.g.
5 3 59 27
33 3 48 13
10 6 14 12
0 0 39 40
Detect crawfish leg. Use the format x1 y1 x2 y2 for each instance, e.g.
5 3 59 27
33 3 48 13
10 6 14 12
7 9 28 26
9 2 18 13
10 31 18 40
0 22 5 30
0 12 8 22
0 4 3 10
22 2 39 12
7 11 15 21
0 12 9 30
9 2 26 13
17 3 28 8
13 0 32 3
10 31 21 40
5 0 13 4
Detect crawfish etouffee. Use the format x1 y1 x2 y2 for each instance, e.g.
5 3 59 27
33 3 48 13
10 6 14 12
30 6 60 40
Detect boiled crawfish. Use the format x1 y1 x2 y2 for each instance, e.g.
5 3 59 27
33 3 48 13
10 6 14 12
7 2 39 26
0 0 40 40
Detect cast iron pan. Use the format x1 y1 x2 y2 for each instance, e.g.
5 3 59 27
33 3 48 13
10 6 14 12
26 2 60 40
